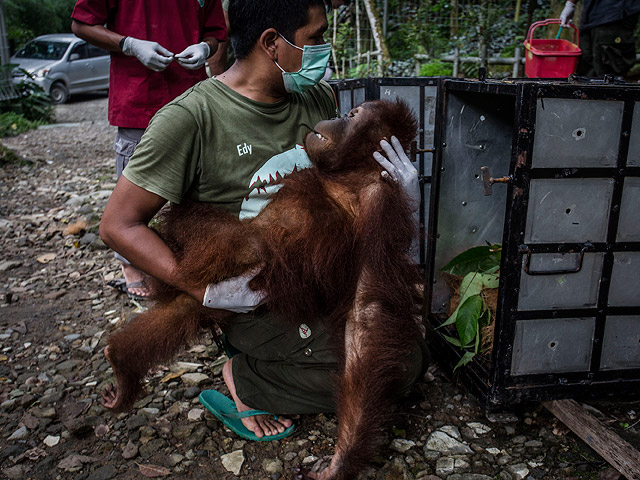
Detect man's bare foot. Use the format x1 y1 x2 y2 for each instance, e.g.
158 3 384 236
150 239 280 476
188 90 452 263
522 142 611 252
121 263 151 297
222 358 292 438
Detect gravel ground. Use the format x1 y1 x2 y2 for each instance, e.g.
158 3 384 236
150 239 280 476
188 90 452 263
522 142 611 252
0 95 639 480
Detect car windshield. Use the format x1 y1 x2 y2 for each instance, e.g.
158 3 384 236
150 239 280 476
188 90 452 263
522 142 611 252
15 40 70 60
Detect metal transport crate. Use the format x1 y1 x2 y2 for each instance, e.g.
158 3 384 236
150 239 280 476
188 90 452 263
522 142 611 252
330 77 640 410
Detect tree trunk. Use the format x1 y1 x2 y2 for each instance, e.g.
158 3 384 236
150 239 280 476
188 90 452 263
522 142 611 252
478 0 489 71
382 0 388 37
332 8 340 78
355 0 361 58
450 0 459 38
362 0 390 75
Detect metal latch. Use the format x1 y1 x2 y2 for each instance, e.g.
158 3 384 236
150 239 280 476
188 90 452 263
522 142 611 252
410 140 435 158
481 166 512 196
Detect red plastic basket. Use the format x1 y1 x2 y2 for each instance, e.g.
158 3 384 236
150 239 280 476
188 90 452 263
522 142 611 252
523 19 582 78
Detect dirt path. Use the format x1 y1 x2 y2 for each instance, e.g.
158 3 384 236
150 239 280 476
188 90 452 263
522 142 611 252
0 95 638 480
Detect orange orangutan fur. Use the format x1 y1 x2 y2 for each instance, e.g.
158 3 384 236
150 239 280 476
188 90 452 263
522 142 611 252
104 99 423 480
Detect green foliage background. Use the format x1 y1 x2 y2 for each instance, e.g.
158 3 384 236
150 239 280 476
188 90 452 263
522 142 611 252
5 0 76 53
328 0 556 77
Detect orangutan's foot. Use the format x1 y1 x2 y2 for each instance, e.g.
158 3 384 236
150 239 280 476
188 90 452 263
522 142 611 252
101 345 124 410
222 358 292 438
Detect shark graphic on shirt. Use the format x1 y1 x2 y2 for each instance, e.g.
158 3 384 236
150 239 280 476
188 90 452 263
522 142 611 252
239 144 312 220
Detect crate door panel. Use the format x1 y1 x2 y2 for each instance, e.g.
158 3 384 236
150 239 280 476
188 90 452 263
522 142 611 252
433 91 514 313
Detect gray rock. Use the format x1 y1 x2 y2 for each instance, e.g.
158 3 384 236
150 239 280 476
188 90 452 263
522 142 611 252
86 465 117 480
181 373 210 386
262 458 284 474
38 391 63 405
121 440 138 460
423 449 440 461
79 233 98 245
167 453 185 467
184 425 208 449
376 457 413 479
390 438 416 453
466 422 491 436
57 454 96 471
8 426 28 440
221 450 244 475
126 414 147 430
139 439 166 459
3 465 26 479
435 457 454 476
448 475 493 480
425 431 472 454
452 457 471 473
506 463 530 480
0 260 22 272
439 425 461 439
187 408 204 421
56 359 83 372
63 334 81 342
184 386 200 399
486 412 519 423
173 424 195 440
1 398 17 410
43 435 60 447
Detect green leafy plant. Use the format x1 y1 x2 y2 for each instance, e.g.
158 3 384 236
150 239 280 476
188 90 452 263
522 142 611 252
419 59 453 77
438 244 501 370
0 67 54 137
0 111 46 137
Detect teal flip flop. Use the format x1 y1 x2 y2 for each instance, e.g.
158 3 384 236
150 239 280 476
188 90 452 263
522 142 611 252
199 389 295 442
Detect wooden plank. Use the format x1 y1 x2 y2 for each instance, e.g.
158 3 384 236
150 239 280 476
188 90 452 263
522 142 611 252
543 399 640 480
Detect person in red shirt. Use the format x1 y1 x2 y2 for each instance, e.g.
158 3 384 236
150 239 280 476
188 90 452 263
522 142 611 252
71 0 227 298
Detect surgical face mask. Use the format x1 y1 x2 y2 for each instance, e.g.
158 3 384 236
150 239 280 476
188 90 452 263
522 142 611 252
274 33 331 94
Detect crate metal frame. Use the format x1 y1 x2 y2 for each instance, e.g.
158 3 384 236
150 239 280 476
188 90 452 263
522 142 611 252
330 77 640 410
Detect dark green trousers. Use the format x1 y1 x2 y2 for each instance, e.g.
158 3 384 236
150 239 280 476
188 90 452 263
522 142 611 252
225 311 425 415
578 13 639 77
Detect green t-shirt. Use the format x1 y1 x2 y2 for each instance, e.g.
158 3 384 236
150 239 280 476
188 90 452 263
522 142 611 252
123 78 337 218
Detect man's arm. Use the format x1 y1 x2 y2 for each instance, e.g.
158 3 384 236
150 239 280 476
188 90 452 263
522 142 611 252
99 176 206 302
71 20 124 51
207 6 230 75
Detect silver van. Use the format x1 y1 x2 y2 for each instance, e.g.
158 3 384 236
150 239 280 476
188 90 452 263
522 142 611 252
10 33 110 104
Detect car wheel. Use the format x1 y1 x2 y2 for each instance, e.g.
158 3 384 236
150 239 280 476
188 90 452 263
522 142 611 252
49 82 69 104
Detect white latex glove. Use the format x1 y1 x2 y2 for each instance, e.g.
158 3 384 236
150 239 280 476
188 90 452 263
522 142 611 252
175 42 210 70
202 269 266 313
559 1 576 27
122 37 174 72
373 136 420 212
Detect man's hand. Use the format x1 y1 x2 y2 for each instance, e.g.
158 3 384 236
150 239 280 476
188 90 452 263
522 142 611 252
122 37 174 72
175 42 210 70
559 1 576 27
373 136 420 212
202 269 266 313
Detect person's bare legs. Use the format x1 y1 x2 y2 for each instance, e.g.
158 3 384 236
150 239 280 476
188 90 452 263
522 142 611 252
121 263 151 297
222 358 292 438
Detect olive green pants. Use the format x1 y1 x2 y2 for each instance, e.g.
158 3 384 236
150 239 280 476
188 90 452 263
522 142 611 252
224 312 425 415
